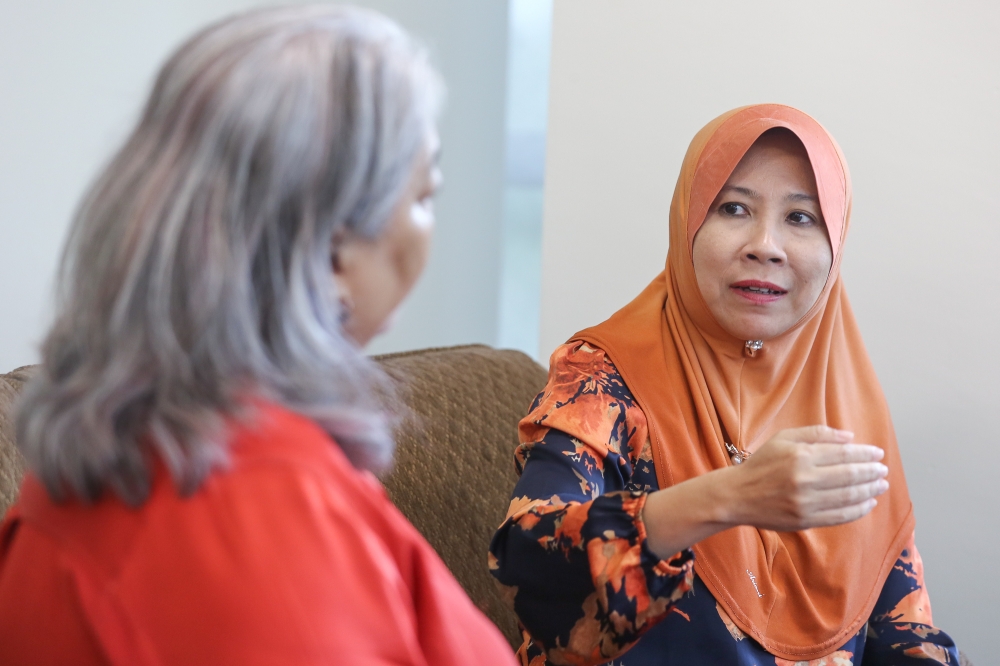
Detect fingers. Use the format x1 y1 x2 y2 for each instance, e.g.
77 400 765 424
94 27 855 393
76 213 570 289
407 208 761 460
810 462 888 490
808 443 885 466
746 426 893 532
785 476 887 530
810 478 888 513
775 426 883 465
807 498 879 528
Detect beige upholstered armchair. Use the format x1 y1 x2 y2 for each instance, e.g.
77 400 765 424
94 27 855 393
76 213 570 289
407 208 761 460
0 365 33 521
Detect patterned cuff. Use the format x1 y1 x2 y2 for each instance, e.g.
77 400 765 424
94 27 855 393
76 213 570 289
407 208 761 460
627 490 695 576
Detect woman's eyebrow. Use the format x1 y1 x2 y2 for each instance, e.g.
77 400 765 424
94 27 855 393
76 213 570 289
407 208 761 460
719 185 760 199
719 185 817 203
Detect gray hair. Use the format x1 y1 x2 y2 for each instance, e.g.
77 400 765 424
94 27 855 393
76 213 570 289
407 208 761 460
16 4 443 505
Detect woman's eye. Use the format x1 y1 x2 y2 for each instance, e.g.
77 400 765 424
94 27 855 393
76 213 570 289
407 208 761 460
721 202 748 216
787 211 816 226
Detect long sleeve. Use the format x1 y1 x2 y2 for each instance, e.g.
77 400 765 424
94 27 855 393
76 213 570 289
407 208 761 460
861 533 960 665
489 342 693 665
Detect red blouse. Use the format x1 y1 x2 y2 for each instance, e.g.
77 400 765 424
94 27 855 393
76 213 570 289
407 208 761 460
0 403 516 666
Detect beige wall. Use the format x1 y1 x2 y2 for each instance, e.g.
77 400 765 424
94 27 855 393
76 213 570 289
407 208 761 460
0 0 507 368
542 0 998 659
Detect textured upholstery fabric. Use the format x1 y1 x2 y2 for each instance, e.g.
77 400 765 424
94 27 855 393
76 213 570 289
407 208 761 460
0 379 22 519
0 346 544 649
0 366 34 519
376 345 546 648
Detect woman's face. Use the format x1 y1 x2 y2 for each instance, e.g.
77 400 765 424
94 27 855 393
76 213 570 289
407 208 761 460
692 131 833 342
333 129 442 347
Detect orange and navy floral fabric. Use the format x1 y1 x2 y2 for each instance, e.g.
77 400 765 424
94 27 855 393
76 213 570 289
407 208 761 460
489 342 960 666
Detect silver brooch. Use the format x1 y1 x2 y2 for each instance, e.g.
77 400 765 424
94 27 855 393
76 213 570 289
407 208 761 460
744 340 764 357
725 442 752 465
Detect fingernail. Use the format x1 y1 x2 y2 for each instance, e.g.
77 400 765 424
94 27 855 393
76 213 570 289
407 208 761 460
879 480 889 492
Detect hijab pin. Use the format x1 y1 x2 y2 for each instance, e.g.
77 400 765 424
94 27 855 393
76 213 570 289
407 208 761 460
744 340 764 357
725 442 752 465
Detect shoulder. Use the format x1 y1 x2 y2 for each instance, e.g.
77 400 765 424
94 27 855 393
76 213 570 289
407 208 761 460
24 403 415 589
109 406 444 660
128 404 511 663
548 341 621 379
9 403 513 664
222 402 380 501
521 342 648 462
152 402 411 567
539 341 636 406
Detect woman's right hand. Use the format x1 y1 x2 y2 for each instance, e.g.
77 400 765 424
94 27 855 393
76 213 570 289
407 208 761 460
641 425 889 560
722 425 888 531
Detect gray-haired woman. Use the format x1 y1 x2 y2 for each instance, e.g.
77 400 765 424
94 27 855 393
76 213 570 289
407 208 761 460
0 6 517 665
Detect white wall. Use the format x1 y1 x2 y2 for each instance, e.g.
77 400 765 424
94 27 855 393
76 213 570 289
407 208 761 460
362 0 509 356
497 0 553 361
542 0 998 660
0 0 508 369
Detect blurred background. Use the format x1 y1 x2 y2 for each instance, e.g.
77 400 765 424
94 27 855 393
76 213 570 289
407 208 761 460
1 0 996 661
0 0 552 368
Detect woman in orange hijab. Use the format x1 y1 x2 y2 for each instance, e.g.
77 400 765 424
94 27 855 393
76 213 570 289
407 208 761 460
490 105 960 665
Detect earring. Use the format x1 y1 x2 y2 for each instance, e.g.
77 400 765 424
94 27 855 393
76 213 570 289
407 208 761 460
338 295 354 326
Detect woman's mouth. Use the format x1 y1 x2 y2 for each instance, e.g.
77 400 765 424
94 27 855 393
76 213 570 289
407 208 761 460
730 280 787 304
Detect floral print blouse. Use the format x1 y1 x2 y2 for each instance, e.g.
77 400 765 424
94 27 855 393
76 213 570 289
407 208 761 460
489 342 960 666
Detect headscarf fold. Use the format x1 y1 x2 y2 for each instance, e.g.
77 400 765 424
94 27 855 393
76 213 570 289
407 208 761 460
575 104 913 660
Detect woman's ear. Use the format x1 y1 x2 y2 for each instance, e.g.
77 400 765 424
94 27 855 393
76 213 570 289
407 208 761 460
331 235 355 324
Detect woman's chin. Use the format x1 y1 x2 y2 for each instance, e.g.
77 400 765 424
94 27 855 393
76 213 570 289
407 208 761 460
373 310 399 338
721 317 790 342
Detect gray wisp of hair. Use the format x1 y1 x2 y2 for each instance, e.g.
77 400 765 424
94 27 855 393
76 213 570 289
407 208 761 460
16 4 443 505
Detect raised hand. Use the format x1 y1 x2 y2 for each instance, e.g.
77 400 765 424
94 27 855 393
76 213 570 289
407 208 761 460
725 425 888 531
641 425 888 559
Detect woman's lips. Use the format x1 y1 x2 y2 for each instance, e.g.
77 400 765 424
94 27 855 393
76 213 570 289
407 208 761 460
730 280 787 304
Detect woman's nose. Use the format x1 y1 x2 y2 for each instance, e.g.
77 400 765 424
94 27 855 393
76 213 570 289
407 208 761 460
743 219 786 265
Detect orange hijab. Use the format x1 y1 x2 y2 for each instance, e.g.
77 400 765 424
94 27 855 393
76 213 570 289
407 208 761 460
575 105 914 660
